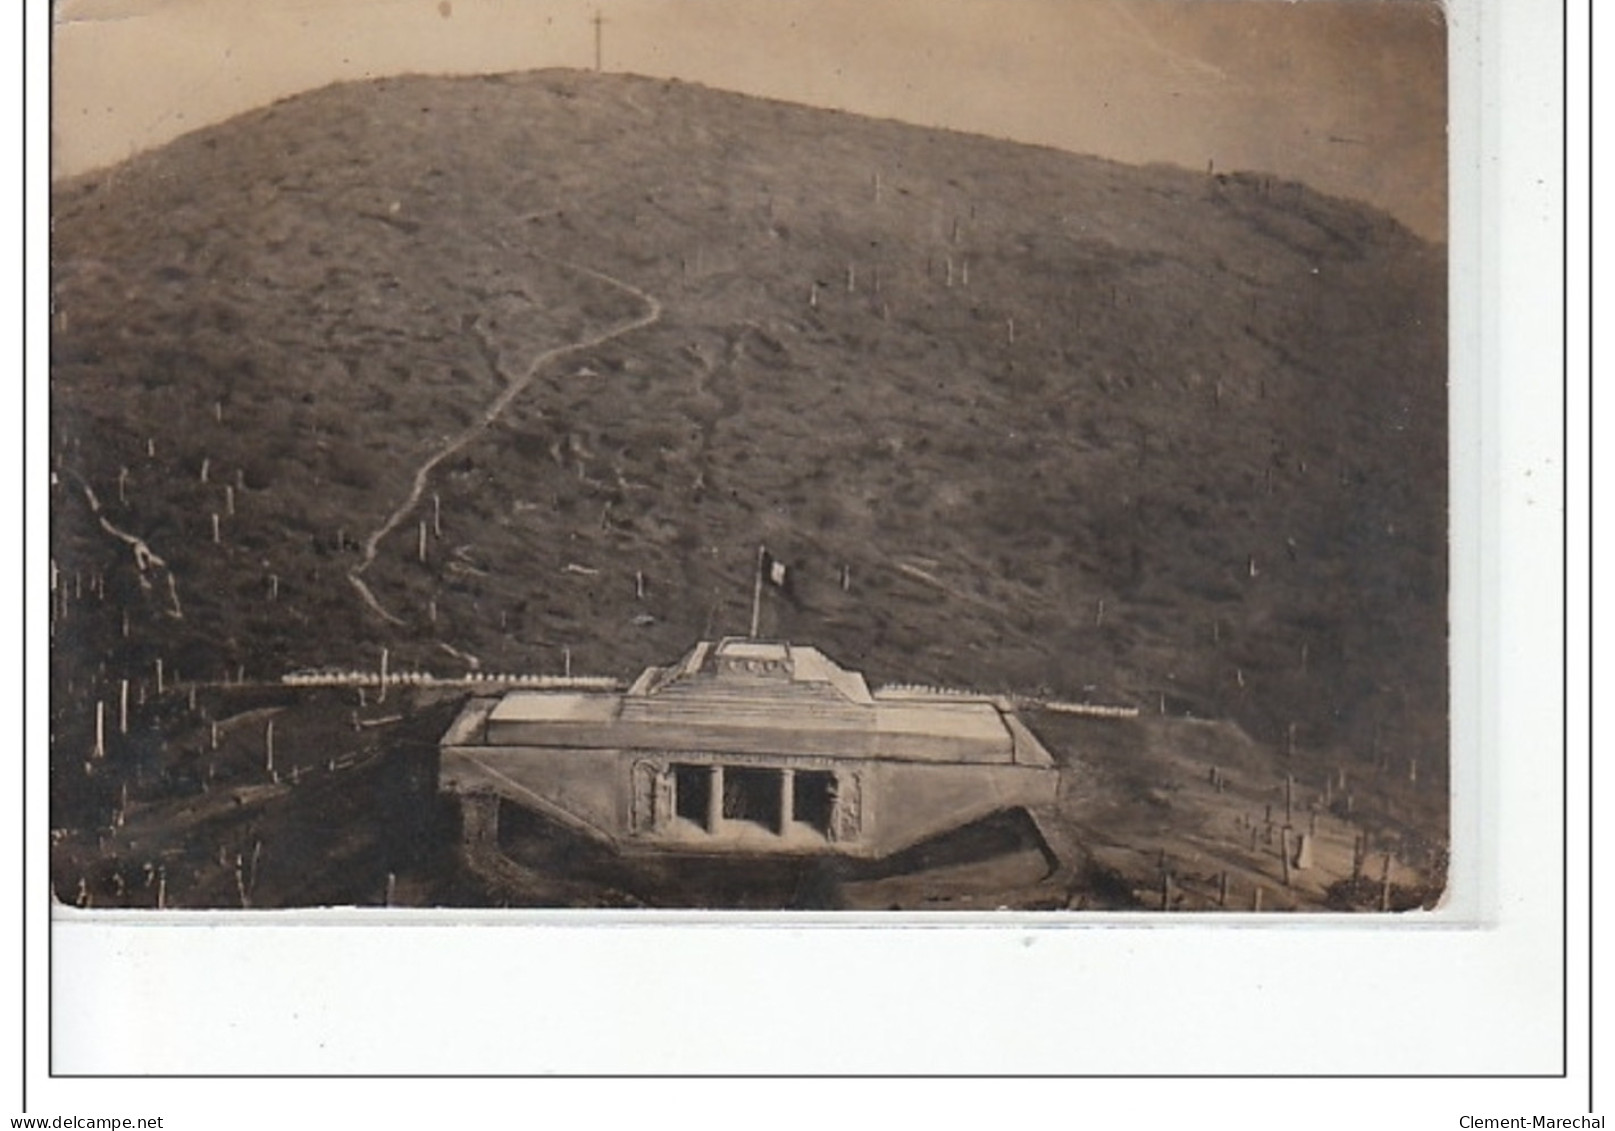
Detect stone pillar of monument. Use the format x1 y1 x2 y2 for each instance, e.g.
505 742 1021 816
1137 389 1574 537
708 764 724 834
779 768 795 835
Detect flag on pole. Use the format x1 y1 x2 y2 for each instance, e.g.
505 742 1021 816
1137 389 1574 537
761 549 790 592
750 546 795 637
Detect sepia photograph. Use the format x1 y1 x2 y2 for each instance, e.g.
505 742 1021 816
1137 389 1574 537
48 0 1450 915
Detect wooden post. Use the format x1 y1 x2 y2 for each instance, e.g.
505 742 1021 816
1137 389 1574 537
563 647 572 678
225 485 235 516
428 598 438 624
1217 871 1229 907
386 872 397 908
199 457 210 484
1285 775 1293 824
156 868 167 911
1379 852 1393 912
1252 886 1264 912
211 513 221 544
1280 827 1292 887
1294 833 1314 871
1160 870 1171 911
121 609 130 638
265 719 275 774
93 701 105 759
119 680 129 735
117 467 128 503
432 492 442 538
418 522 428 564
379 647 389 702
1286 722 1297 758
635 570 645 600
214 400 223 423
1095 598 1105 627
210 719 219 750
269 574 279 601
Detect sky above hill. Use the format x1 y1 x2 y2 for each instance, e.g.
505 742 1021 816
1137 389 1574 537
52 0 1447 240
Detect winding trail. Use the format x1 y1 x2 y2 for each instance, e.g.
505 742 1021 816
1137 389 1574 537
347 259 663 626
71 474 185 618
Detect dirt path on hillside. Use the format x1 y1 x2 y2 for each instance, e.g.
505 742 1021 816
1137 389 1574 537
69 474 185 619
347 260 663 626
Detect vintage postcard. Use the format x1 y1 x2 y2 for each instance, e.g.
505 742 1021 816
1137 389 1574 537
48 0 1449 915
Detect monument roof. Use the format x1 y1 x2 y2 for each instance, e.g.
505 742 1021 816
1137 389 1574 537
463 640 1055 767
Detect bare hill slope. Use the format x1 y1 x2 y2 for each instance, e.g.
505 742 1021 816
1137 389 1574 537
51 69 1447 799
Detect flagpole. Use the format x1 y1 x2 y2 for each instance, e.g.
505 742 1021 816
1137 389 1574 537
749 545 766 638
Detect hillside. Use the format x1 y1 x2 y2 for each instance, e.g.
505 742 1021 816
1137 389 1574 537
48 70 1448 907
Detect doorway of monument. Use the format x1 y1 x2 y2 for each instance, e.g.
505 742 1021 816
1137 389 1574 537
722 765 783 833
793 770 836 836
672 762 711 830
